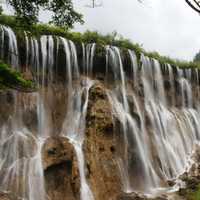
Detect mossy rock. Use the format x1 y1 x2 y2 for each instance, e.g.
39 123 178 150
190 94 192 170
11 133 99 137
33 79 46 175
0 60 35 91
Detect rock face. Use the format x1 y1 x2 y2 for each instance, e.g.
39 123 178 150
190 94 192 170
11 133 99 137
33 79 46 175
0 91 14 124
0 193 11 200
84 82 122 200
177 146 200 200
0 192 21 200
2 82 200 200
42 137 80 200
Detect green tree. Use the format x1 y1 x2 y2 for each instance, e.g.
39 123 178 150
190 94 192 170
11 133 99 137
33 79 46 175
5 0 84 29
194 50 200 62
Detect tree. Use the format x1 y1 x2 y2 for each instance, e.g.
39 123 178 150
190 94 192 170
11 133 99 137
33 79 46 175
194 50 200 62
5 0 84 29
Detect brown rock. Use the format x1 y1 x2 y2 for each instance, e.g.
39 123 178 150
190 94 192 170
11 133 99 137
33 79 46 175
0 192 21 200
42 137 80 200
84 82 122 200
42 136 75 170
0 193 11 200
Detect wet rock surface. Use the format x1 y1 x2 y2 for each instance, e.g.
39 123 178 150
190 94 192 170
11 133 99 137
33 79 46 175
1 82 200 200
0 91 14 123
42 137 75 170
42 136 80 200
0 192 21 200
177 146 200 200
84 82 122 200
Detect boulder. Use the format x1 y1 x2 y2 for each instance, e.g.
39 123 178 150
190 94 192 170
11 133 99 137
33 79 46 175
42 136 80 200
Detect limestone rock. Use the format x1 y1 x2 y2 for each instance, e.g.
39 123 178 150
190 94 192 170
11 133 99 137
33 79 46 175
0 193 11 200
42 137 80 200
84 82 122 200
42 136 75 170
0 192 21 200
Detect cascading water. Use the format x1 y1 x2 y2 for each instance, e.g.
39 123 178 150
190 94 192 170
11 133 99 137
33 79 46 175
82 43 96 76
1 24 200 200
61 77 94 200
60 36 94 200
0 25 18 68
0 26 95 200
106 48 200 196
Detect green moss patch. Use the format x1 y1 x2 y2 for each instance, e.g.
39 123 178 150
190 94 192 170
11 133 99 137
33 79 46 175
0 60 35 91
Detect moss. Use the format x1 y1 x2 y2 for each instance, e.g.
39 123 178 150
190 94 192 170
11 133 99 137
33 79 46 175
0 14 199 69
191 186 200 200
179 178 200 200
0 60 35 91
184 185 200 200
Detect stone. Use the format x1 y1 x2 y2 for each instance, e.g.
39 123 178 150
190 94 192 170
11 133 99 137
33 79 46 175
42 136 75 170
42 136 80 200
84 82 122 200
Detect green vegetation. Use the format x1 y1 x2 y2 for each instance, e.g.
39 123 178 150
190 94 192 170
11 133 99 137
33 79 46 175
194 50 200 63
0 61 35 91
146 51 200 69
0 14 199 69
182 184 200 200
5 0 83 29
192 187 200 200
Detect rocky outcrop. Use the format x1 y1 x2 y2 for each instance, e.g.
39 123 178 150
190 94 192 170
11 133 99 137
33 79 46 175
42 137 75 170
177 145 200 200
84 82 122 200
42 137 80 200
0 192 25 200
0 91 14 124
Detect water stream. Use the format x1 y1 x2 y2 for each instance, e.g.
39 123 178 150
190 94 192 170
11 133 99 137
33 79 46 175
0 25 200 199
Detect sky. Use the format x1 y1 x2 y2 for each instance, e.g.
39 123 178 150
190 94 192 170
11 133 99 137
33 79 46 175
4 0 200 61
72 0 200 61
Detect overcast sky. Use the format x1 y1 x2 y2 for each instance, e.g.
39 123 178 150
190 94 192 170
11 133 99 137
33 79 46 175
72 0 200 61
5 0 200 61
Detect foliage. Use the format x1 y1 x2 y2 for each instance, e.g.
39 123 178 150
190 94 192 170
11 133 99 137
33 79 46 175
0 60 35 91
192 187 200 200
181 184 200 200
5 0 83 29
48 0 84 29
194 50 200 63
0 14 199 69
0 5 3 15
145 51 200 69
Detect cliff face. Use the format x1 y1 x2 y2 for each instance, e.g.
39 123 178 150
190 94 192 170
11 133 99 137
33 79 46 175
1 79 200 200
1 24 200 200
85 83 122 200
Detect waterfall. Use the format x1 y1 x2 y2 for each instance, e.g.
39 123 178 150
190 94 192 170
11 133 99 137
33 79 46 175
82 43 96 76
60 37 94 200
128 50 138 87
106 45 132 193
0 101 46 200
1 24 200 199
0 25 18 68
25 32 29 68
61 78 94 200
106 48 200 196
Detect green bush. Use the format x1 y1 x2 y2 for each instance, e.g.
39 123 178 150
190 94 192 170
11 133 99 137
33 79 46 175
0 61 35 91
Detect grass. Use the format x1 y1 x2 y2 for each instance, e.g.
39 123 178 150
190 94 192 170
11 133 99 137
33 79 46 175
0 14 199 69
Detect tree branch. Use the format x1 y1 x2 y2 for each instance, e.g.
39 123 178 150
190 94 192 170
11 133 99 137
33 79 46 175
185 0 200 13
